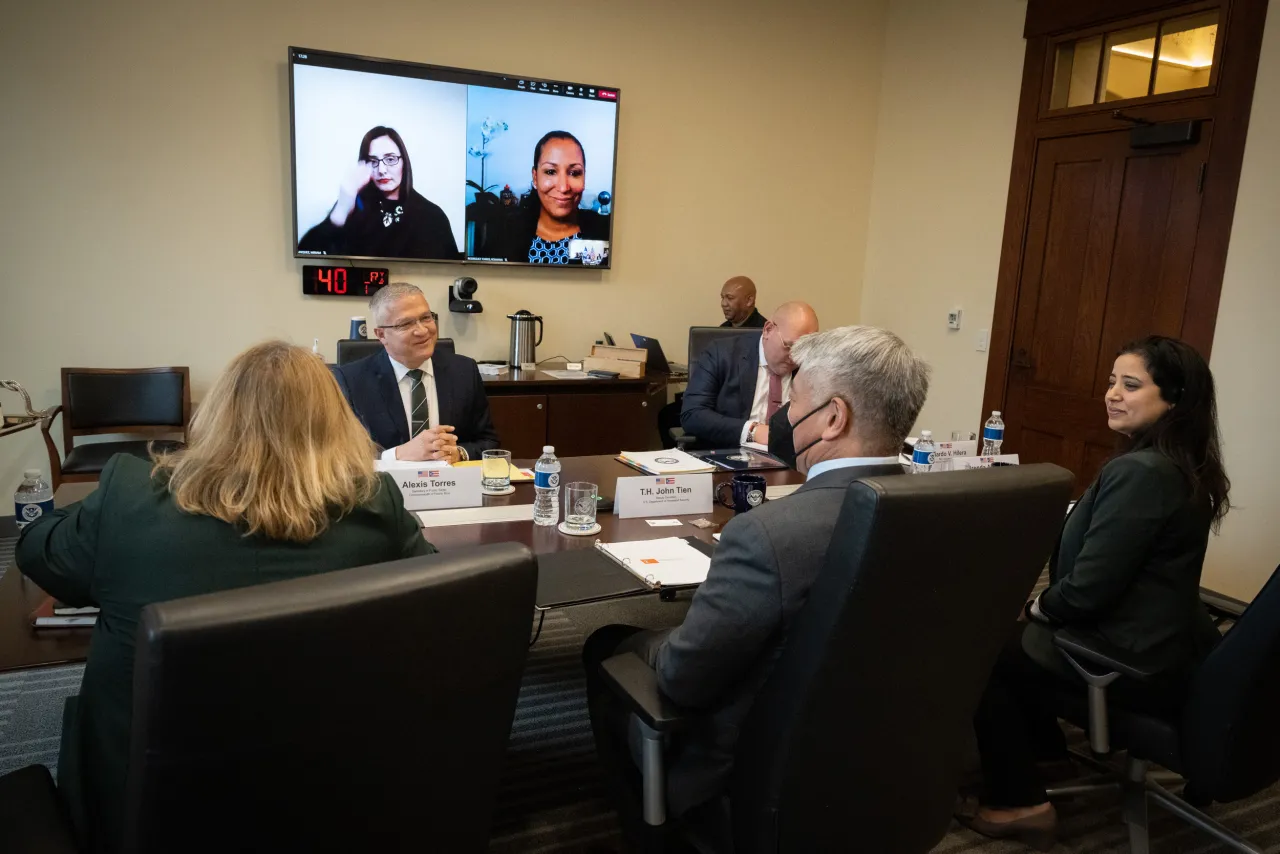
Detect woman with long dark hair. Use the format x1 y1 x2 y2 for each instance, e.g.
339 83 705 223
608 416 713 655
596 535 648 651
300 125 460 260
960 335 1230 848
500 130 611 264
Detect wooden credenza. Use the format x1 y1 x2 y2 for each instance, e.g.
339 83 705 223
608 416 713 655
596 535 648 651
482 370 667 458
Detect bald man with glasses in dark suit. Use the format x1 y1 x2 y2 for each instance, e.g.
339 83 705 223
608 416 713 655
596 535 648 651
332 282 500 462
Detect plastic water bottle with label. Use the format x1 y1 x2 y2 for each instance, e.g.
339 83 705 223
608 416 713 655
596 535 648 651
912 431 937 474
14 469 54 529
982 411 1005 456
533 446 561 527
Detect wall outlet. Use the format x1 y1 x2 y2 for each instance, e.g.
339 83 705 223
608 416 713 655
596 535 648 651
947 309 963 330
976 329 990 352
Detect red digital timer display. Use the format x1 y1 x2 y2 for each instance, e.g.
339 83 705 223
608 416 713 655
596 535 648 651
302 265 390 296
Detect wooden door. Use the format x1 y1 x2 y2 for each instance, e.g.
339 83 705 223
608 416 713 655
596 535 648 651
985 0 1269 495
1003 125 1212 492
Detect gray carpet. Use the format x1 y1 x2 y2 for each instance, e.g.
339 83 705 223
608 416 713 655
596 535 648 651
3 535 1279 852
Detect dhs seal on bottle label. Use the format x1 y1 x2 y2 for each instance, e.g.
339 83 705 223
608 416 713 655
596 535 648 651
15 498 54 529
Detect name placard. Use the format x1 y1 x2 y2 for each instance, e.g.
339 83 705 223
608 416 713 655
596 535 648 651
932 440 978 461
375 460 483 511
614 474 714 519
953 454 1020 470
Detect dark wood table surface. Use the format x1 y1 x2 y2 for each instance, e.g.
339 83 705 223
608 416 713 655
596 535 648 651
0 456 803 673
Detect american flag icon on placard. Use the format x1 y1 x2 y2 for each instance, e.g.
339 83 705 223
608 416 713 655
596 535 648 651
418 470 442 478
655 477 676 484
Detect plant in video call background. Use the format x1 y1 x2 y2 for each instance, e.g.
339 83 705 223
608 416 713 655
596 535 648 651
466 117 509 202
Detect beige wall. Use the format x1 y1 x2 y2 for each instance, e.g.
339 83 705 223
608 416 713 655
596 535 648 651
1204 10 1280 599
860 0 1029 437
0 0 889 490
861 0 1278 599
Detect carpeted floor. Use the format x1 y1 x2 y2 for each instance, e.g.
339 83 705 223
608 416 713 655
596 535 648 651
2 533 1278 852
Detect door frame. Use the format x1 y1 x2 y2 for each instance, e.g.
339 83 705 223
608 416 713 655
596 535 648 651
981 0 1270 422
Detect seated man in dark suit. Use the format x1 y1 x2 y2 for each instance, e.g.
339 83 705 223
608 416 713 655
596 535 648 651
719 276 767 329
680 301 819 448
333 282 500 462
585 325 930 822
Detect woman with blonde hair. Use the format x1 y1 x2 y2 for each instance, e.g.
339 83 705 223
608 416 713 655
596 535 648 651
16 340 433 853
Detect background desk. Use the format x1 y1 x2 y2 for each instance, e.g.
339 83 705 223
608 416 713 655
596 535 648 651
483 370 668 458
0 457 804 673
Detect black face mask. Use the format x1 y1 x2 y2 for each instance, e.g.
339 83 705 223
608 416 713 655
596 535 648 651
790 398 834 467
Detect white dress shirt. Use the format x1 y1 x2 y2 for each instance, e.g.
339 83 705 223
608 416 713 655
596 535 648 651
806 456 903 481
380 356 441 461
741 338 791 445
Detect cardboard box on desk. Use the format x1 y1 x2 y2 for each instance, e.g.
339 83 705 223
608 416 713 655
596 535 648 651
374 460 483 511
583 344 647 379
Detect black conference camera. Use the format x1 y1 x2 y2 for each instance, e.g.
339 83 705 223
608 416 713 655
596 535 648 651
449 277 482 313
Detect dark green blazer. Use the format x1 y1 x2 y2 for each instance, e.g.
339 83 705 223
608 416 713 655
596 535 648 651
15 453 433 853
1028 448 1219 678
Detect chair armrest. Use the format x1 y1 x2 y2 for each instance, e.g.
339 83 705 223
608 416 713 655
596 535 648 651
1053 628 1162 682
600 652 692 733
673 432 697 451
1200 586 1247 623
0 764 80 853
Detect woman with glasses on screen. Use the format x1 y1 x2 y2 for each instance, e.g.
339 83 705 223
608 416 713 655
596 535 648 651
499 130 611 265
300 125 461 261
15 340 434 852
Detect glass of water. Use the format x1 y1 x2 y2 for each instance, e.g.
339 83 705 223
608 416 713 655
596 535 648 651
481 450 513 492
952 431 976 442
563 482 599 533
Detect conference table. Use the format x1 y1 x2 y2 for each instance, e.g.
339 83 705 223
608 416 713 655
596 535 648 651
0 455 805 673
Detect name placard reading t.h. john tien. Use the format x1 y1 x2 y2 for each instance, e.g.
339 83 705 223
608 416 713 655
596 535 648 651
614 474 714 519
375 460 483 511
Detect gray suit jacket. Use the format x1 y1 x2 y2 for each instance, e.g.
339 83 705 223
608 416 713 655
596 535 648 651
635 462 904 815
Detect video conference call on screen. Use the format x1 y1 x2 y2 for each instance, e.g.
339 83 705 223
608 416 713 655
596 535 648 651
290 48 620 269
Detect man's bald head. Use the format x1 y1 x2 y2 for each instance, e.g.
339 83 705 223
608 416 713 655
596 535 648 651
762 301 820 375
720 276 758 325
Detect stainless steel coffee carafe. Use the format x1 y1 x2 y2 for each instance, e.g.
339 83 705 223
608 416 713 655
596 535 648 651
507 310 543 367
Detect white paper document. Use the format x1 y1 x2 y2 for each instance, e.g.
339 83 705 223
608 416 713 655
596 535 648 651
416 504 535 527
544 369 591 380
645 519 684 527
617 449 715 475
596 537 712 588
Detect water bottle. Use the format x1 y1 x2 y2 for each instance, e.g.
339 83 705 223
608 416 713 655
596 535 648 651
982 411 1005 456
912 431 937 474
14 469 54 530
533 445 561 527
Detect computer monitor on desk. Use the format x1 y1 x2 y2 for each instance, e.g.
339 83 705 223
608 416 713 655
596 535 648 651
630 334 687 376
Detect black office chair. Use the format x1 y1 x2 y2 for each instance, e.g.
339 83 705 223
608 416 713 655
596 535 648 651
1044 562 1280 853
598 464 1073 853
335 337 456 365
41 367 190 489
0 543 536 854
665 327 764 449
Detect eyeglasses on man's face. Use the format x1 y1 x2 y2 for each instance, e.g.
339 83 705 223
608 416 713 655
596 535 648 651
378 312 438 334
365 155 402 169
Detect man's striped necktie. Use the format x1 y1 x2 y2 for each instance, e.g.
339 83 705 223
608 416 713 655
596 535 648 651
406 368 428 437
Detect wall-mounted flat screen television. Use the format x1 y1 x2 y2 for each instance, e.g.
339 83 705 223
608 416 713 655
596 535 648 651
290 47 620 268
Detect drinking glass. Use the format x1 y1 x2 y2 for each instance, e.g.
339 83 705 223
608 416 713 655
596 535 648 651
952 431 977 441
481 450 513 492
563 482 599 533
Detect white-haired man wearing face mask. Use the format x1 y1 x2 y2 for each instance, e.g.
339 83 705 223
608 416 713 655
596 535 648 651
583 325 931 820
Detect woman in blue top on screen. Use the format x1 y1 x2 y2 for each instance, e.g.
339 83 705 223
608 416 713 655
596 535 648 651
300 126 461 261
502 130 611 264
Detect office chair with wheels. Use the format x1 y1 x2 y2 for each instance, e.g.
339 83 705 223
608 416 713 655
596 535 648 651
0 543 536 854
598 464 1073 853
40 367 190 490
1044 563 1280 853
